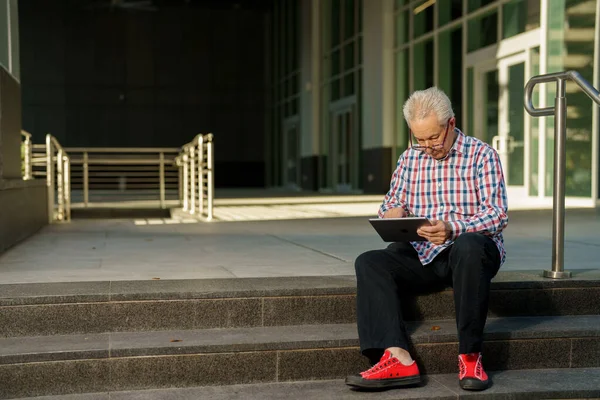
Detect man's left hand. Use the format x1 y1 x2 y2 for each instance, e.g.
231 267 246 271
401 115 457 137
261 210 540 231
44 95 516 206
417 220 451 245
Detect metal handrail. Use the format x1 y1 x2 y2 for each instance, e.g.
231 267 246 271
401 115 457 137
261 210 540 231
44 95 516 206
177 133 214 221
524 70 600 279
65 148 179 208
20 130 33 180
45 134 71 223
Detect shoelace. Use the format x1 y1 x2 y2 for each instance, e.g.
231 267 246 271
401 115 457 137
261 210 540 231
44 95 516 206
475 356 482 378
364 359 393 375
459 355 482 378
458 358 467 377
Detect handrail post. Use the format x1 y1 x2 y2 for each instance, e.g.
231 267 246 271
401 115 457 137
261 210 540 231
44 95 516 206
159 152 165 209
545 78 571 279
183 152 189 211
64 156 71 222
197 136 204 217
189 144 196 214
83 152 89 207
207 134 214 221
177 157 183 207
57 148 64 221
23 134 32 180
46 134 54 223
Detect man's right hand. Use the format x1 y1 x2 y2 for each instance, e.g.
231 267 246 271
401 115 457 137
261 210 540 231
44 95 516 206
383 208 406 218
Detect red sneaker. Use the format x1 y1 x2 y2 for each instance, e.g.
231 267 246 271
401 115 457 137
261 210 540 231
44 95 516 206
345 350 421 390
458 353 489 390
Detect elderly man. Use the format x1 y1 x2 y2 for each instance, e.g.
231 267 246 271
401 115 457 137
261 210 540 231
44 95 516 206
345 87 508 392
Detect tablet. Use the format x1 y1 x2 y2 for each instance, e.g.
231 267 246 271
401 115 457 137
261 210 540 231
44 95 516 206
369 217 432 242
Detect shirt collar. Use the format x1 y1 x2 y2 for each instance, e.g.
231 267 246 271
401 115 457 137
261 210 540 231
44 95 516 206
450 128 468 155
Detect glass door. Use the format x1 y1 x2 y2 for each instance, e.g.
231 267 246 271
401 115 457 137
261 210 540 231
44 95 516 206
498 53 527 191
474 52 528 200
330 106 359 192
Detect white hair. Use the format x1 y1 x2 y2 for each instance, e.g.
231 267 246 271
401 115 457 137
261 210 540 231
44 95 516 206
402 87 455 127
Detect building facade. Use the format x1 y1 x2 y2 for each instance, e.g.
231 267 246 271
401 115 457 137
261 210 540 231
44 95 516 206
268 0 600 209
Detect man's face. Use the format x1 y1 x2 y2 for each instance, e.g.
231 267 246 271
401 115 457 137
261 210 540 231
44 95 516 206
409 114 456 159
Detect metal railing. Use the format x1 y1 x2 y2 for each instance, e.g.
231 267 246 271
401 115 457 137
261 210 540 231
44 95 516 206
177 133 214 221
524 70 600 279
20 130 33 180
64 148 180 208
33 134 71 223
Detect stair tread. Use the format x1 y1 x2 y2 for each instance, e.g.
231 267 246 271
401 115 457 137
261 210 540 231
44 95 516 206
3 271 600 305
18 368 600 399
2 315 600 364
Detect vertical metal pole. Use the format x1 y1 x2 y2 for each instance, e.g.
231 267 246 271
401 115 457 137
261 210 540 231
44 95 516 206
83 152 89 207
207 135 214 221
24 135 32 180
46 135 54 223
57 149 64 221
189 144 196 214
178 158 183 207
64 156 71 222
197 136 204 217
183 151 189 211
159 152 165 209
544 78 572 279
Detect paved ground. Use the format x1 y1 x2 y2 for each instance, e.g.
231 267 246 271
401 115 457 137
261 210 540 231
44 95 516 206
1 201 600 284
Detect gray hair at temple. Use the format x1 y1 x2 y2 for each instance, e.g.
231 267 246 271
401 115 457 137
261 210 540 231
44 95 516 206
403 87 455 127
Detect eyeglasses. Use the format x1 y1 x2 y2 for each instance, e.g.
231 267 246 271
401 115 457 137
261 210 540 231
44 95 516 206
409 119 451 151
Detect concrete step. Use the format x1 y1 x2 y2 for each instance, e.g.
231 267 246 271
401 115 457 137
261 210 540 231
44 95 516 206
1 273 600 337
15 368 600 400
1 316 599 398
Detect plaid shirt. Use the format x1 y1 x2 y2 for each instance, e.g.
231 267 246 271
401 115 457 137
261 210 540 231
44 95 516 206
378 128 508 265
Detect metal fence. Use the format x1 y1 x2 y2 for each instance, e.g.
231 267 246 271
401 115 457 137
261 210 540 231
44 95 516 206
27 134 71 223
177 133 214 221
21 131 215 223
64 148 180 208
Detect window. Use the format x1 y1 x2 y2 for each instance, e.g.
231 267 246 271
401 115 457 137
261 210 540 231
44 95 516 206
503 0 540 39
413 39 434 90
438 27 463 126
413 1 434 38
468 11 497 51
439 0 463 26
468 0 496 13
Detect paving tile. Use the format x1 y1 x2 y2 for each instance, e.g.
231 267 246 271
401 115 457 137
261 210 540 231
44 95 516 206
112 301 196 332
277 348 369 381
263 295 356 326
109 378 456 400
0 303 113 337
109 324 358 357
482 338 572 371
0 360 110 398
432 368 600 399
195 298 263 329
0 333 109 364
571 337 600 368
0 281 110 306
109 352 277 390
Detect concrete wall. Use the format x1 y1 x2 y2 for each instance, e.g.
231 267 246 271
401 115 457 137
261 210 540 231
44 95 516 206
19 0 269 187
0 180 47 254
0 63 48 254
0 66 22 179
0 0 48 255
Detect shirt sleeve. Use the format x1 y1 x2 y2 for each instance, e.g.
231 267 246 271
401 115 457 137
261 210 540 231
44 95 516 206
447 148 509 238
378 154 410 218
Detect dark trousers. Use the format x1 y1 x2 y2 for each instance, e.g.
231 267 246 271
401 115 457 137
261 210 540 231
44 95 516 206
354 232 501 364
